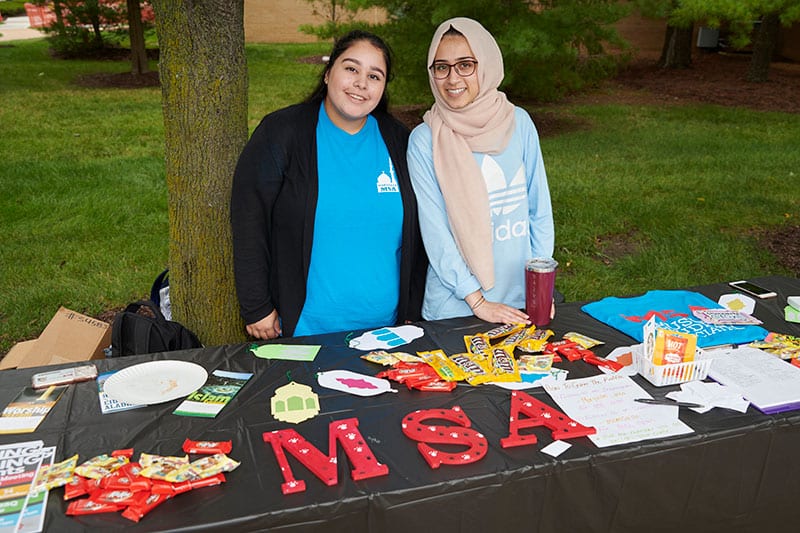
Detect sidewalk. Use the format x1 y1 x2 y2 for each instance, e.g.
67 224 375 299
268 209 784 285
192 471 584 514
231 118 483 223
0 16 46 42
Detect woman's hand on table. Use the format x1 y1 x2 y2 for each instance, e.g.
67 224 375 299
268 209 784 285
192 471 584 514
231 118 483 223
474 300 531 324
246 310 282 339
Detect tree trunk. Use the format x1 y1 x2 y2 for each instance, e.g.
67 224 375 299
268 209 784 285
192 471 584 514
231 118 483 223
150 0 248 346
747 13 780 82
659 24 693 69
126 0 148 75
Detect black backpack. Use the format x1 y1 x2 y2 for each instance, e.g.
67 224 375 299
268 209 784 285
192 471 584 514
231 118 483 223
111 300 202 356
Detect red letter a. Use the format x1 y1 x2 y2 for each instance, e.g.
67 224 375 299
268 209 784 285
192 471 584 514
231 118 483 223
501 390 596 449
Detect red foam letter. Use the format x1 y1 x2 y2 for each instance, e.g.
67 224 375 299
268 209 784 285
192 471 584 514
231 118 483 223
501 390 596 448
262 417 388 495
401 406 487 468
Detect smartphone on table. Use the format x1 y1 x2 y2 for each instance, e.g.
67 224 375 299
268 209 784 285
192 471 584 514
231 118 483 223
728 280 777 299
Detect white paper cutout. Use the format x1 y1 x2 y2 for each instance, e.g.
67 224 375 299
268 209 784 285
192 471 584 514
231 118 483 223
317 370 397 397
718 293 756 315
347 325 424 351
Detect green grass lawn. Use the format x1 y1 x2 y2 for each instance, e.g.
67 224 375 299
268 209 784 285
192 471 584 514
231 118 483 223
1 37 798 355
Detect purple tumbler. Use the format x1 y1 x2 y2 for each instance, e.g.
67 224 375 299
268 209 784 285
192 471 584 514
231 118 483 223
525 258 558 326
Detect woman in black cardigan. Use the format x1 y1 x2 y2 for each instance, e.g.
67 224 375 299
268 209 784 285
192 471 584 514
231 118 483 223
231 30 426 339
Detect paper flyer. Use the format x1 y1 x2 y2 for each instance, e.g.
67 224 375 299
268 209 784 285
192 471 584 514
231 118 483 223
0 386 67 434
544 373 693 448
17 446 54 533
173 370 253 418
0 440 44 533
97 370 144 414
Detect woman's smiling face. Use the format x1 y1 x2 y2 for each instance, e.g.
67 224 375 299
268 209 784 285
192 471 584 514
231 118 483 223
431 35 480 109
323 40 387 133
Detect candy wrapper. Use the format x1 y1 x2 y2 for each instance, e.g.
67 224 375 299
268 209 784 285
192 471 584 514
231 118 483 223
516 329 554 353
66 498 125 515
64 475 91 501
563 332 604 349
518 354 554 373
464 334 491 359
139 453 189 469
448 353 493 386
162 453 240 483
417 350 467 382
499 325 536 348
488 345 521 382
92 488 139 506
138 455 191 481
361 350 422 366
483 323 525 341
101 462 151 493
748 332 800 360
121 492 171 523
376 361 438 383
33 453 78 492
182 439 233 455
74 453 130 480
408 380 456 392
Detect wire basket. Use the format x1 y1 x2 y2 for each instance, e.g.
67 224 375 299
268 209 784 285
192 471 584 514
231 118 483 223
635 349 712 387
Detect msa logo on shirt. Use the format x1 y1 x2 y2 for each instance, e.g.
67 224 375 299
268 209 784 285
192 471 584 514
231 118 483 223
483 157 527 241
376 158 399 193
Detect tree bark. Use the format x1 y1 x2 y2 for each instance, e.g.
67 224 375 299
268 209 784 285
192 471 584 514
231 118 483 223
659 24 693 69
747 13 781 82
126 0 148 75
150 0 248 345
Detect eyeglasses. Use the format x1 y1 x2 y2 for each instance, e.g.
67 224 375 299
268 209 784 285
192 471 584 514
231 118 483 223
429 60 478 80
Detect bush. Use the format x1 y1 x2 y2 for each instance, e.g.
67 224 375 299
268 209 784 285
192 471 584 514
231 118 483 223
0 1 28 17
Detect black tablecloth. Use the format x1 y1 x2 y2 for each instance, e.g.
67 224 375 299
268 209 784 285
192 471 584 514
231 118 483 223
2 276 800 532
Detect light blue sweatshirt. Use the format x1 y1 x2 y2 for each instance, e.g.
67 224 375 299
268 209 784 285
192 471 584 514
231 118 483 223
407 106 554 320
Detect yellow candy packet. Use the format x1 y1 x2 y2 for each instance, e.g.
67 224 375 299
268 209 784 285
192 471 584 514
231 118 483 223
361 350 398 366
563 331 604 349
464 334 491 359
499 325 537 348
138 454 191 480
74 454 129 480
418 349 467 382
518 354 554 372
34 454 79 492
483 323 526 341
487 345 521 382
517 329 554 353
449 352 494 386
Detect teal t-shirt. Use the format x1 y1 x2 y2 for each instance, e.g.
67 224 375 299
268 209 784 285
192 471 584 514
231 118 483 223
293 105 403 336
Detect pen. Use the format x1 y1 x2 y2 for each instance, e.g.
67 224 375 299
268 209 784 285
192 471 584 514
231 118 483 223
635 398 703 408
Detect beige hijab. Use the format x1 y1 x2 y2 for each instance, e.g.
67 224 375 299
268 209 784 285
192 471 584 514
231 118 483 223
423 17 516 291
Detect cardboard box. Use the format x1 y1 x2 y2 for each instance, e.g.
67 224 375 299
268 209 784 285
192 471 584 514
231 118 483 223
1 307 111 370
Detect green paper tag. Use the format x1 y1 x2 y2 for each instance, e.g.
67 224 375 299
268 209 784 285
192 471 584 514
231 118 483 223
250 344 321 361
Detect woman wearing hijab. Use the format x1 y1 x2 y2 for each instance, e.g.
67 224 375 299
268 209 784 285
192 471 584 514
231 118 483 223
407 17 555 323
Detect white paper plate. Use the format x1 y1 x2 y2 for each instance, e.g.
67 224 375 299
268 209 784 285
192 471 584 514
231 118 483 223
103 360 208 405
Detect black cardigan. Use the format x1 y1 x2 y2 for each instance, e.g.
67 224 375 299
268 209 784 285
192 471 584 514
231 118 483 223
231 102 426 337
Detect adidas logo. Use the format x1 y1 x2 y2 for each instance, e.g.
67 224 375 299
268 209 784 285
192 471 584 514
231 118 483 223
484 158 526 216
483 158 527 241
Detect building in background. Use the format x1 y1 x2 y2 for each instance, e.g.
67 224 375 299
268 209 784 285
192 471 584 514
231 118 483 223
243 0 799 61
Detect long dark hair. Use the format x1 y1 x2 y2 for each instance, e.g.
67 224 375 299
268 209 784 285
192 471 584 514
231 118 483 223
305 30 394 114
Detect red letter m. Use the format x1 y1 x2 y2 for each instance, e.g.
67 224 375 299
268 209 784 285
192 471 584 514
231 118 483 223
262 417 388 495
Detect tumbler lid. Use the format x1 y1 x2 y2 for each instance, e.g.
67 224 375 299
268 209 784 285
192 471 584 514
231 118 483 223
526 257 558 273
